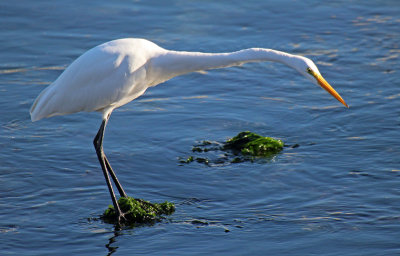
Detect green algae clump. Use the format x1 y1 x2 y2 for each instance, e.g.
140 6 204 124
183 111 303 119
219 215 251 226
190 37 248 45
102 196 175 225
224 131 284 157
178 131 285 165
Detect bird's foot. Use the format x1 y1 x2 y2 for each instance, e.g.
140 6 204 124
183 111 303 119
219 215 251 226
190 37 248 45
115 211 128 227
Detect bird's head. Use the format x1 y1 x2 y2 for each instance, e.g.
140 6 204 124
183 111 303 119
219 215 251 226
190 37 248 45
290 55 348 108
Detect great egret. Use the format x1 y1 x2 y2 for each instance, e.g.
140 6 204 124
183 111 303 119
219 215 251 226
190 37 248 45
30 38 348 222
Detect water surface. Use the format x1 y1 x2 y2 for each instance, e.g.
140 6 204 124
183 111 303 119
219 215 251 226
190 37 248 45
1 0 400 255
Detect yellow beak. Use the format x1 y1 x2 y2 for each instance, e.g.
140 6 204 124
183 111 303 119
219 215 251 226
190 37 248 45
315 74 348 108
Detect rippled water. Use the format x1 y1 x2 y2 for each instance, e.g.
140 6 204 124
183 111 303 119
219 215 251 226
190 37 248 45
1 0 400 255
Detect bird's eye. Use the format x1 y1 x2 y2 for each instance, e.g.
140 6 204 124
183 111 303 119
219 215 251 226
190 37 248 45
306 67 313 74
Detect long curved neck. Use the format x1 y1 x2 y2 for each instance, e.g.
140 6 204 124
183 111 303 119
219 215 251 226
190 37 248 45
149 48 295 86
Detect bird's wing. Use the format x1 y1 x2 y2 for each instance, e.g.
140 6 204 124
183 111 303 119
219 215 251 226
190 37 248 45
30 45 150 121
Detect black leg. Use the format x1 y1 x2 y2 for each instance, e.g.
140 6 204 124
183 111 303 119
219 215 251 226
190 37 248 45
93 115 125 222
104 155 127 198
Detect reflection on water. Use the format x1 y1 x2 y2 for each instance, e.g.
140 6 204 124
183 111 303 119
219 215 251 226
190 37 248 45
105 230 120 256
0 66 65 75
1 0 400 255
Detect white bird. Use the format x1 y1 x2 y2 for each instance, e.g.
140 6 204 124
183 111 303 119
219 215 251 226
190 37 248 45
30 38 348 222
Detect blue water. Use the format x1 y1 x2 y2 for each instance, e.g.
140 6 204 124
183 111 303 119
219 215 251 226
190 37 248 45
1 0 400 255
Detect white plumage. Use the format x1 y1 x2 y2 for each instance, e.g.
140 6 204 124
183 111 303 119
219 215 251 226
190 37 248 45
30 38 347 223
31 39 166 121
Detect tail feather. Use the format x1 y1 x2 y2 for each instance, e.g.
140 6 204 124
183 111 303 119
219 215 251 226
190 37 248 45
30 85 53 122
30 96 40 122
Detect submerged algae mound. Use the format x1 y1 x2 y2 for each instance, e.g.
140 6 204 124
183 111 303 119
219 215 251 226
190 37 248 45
224 131 284 157
102 196 175 225
180 131 285 165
